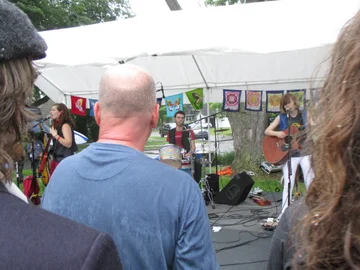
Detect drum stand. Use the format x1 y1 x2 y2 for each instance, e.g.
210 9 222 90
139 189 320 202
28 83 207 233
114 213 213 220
199 158 215 209
187 137 215 209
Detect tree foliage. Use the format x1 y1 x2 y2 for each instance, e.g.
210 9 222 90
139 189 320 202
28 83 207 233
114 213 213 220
205 0 274 171
11 0 133 141
10 0 133 30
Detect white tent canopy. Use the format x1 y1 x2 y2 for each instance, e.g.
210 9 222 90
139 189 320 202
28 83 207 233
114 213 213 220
35 0 360 104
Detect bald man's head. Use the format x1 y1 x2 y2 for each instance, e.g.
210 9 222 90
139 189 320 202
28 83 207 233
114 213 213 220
99 64 156 117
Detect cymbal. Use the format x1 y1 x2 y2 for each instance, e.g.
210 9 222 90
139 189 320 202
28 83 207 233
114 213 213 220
214 128 229 132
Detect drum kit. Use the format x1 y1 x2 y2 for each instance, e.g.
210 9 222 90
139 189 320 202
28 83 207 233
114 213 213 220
158 138 215 209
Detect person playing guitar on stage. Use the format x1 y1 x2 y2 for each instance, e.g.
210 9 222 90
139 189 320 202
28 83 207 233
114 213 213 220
264 93 314 218
49 103 78 176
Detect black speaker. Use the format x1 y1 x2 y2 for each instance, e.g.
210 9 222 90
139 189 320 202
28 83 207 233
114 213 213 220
206 174 219 193
214 172 254 205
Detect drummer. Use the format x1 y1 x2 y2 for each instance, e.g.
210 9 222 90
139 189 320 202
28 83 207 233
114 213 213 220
166 110 196 158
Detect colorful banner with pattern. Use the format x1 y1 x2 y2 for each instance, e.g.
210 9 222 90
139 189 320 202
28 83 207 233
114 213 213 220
89 99 97 117
165 93 183 118
185 88 203 110
245 91 262 111
287 89 306 110
222 89 241 112
70 95 87 116
266 91 284 113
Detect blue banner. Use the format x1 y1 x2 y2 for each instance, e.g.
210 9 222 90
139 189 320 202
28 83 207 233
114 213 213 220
165 93 183 118
89 99 98 117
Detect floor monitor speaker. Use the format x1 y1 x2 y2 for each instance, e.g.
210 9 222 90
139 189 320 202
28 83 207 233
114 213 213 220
214 172 254 205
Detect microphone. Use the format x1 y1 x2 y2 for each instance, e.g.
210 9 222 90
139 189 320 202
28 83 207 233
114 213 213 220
31 115 50 129
161 83 165 99
42 115 51 122
286 109 290 117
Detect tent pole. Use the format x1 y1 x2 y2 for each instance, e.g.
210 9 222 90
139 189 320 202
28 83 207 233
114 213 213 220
191 55 212 174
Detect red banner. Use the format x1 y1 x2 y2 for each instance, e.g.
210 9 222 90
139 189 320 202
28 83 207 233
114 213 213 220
71 95 86 116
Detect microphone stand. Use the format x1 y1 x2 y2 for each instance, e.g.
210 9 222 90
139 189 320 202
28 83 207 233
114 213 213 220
286 111 292 208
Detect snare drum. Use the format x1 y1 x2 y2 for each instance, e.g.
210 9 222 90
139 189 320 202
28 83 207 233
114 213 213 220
180 160 193 177
159 144 182 169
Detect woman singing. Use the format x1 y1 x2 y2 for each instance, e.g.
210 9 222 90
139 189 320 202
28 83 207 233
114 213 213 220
49 103 78 175
265 93 314 218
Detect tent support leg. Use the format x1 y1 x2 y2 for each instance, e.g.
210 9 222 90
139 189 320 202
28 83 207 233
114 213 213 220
191 55 213 174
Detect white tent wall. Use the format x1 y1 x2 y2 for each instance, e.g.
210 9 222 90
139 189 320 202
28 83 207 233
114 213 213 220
35 0 358 104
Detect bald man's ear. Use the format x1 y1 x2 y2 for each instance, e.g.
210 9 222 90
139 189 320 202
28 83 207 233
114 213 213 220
94 102 101 126
150 104 160 129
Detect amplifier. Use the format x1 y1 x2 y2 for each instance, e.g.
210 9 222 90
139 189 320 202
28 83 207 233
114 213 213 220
260 162 282 174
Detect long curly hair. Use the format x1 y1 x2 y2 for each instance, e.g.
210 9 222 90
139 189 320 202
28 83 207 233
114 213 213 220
0 57 37 182
294 11 360 269
51 103 75 129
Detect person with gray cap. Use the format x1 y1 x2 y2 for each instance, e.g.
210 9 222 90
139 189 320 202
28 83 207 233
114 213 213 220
0 1 122 269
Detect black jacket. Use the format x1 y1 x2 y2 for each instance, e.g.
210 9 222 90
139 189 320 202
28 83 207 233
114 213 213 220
0 182 122 270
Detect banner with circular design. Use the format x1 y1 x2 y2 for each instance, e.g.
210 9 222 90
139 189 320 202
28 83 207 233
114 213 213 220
222 89 241 112
266 91 284 113
245 90 263 111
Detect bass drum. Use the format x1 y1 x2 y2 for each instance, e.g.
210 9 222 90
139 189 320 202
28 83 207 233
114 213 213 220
159 144 182 169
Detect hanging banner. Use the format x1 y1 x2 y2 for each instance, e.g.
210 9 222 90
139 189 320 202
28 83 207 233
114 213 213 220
165 93 183 117
89 99 97 117
71 95 87 116
287 89 306 110
245 91 262 111
266 91 284 113
185 88 203 110
222 89 241 112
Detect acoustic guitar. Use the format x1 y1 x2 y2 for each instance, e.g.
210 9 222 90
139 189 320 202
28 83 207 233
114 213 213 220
262 126 305 165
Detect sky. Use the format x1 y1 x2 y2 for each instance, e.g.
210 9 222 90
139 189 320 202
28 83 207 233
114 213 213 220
129 0 204 17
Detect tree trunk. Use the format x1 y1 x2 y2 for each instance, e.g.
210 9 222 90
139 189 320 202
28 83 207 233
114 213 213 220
227 102 268 172
164 0 182 10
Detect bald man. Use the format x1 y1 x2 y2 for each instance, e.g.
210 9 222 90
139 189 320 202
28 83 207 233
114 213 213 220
42 64 219 270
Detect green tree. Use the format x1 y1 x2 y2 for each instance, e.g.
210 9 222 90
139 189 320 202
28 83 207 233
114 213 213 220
205 0 274 171
12 0 133 139
10 0 133 30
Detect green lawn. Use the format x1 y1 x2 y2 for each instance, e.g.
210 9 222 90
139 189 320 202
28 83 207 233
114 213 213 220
17 136 306 196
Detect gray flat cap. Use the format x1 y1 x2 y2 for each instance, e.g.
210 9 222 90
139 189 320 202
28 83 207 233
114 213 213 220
0 0 47 61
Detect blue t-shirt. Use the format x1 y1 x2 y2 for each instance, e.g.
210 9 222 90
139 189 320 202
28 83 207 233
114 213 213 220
42 142 219 270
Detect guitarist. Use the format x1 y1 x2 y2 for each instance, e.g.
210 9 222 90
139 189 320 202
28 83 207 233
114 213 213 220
49 103 78 176
264 93 314 218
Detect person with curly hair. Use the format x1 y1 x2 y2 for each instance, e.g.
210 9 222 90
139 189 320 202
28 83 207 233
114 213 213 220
268 10 360 270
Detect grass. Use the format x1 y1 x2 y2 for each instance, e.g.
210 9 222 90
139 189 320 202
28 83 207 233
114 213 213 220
200 165 305 193
16 135 304 195
14 169 46 195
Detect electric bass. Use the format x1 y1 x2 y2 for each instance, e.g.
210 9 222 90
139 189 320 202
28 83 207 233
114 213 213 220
38 124 52 186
